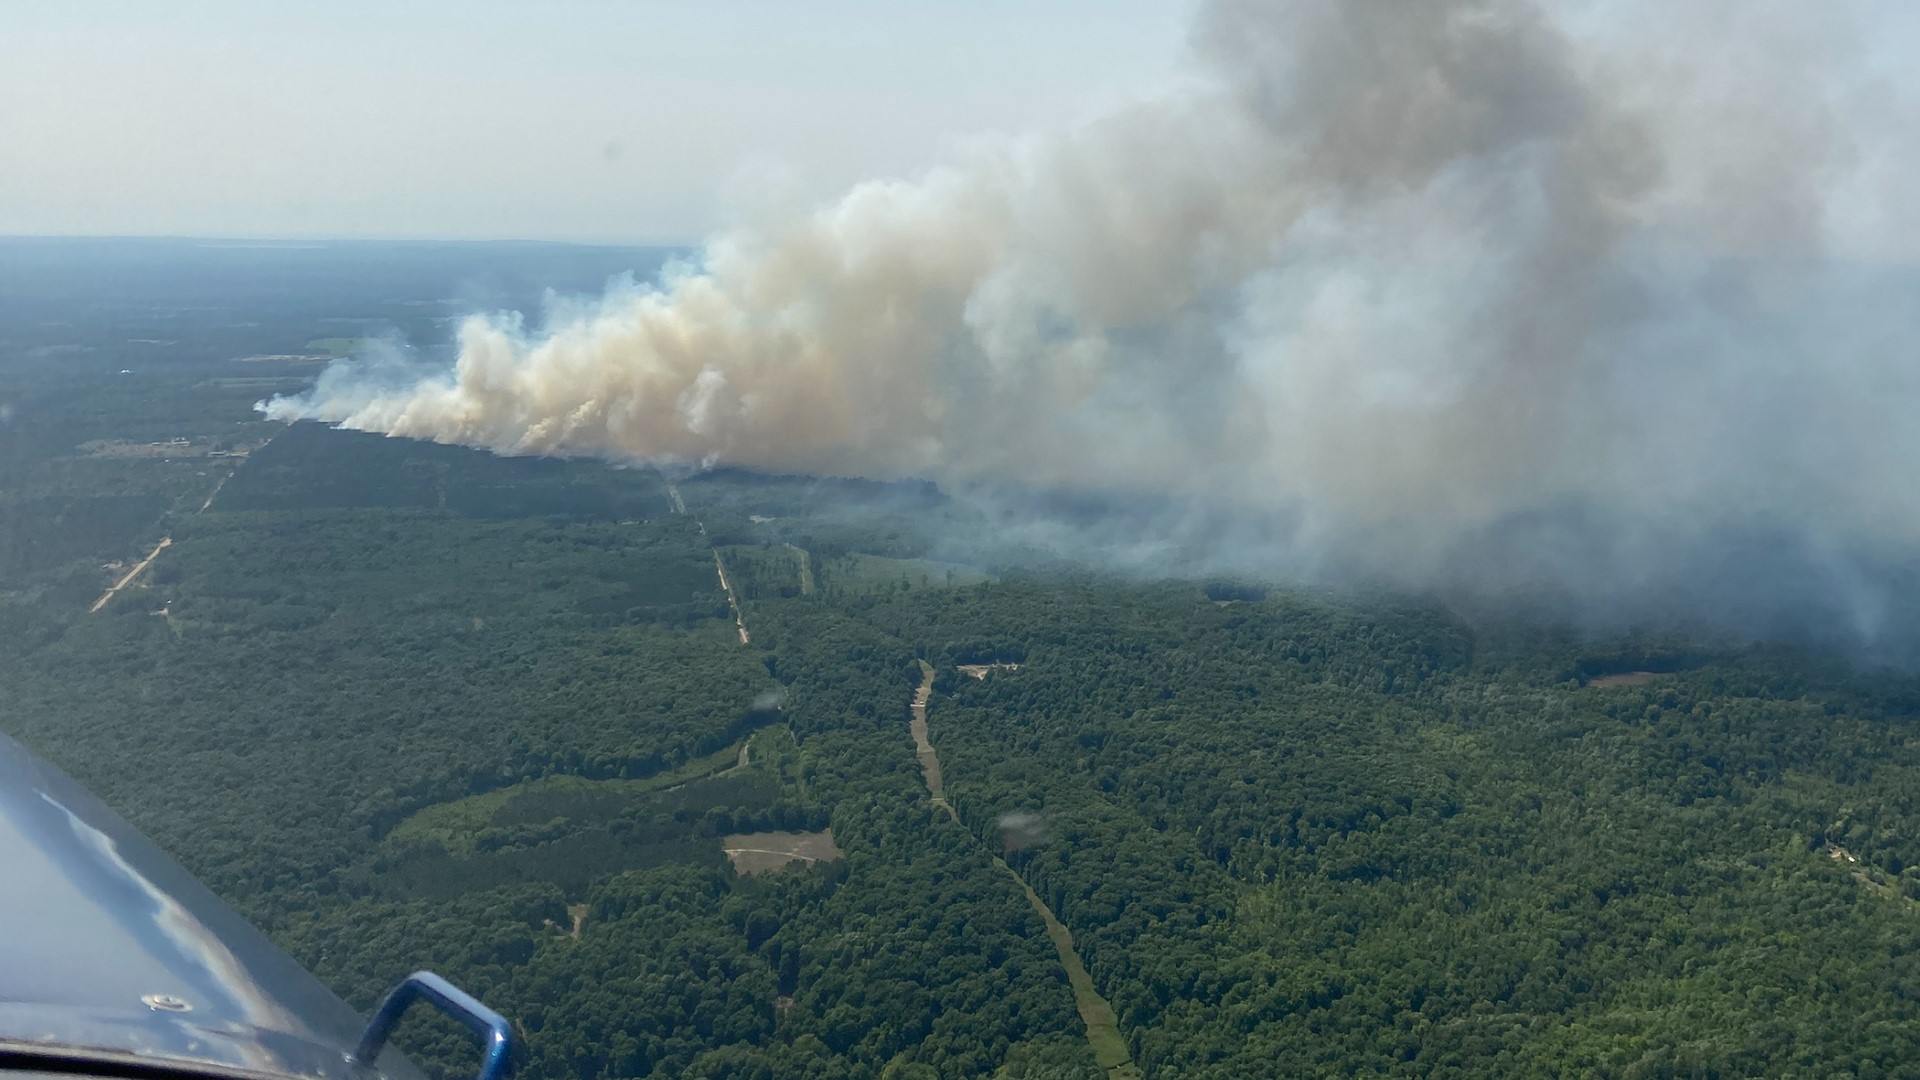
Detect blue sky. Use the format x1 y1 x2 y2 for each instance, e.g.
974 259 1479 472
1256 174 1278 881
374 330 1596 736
0 1 1195 242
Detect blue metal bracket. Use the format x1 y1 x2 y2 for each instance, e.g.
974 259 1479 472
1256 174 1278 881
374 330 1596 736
354 971 513 1080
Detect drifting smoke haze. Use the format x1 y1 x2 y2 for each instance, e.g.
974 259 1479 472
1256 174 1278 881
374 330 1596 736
996 812 1051 854
266 0 1920 648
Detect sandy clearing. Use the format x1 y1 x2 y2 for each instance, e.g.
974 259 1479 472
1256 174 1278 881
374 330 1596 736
723 830 843 875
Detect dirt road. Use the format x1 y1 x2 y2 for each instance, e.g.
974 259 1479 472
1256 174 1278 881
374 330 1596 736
666 482 749 643
713 551 750 644
91 537 171 613
906 661 1139 1078
908 664 949 812
714 738 752 778
198 471 232 512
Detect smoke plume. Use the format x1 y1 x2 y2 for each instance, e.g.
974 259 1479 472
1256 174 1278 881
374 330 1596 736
265 0 1920 645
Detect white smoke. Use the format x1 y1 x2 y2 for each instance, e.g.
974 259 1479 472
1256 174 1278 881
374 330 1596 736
264 0 1920 626
996 811 1050 853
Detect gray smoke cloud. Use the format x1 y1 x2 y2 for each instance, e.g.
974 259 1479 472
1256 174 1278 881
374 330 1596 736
264 0 1920 644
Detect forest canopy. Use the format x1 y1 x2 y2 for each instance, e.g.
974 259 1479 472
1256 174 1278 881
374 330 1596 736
2 376 1918 1079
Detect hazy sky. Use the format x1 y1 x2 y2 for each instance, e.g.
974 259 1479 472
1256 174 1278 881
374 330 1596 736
0 1 1195 243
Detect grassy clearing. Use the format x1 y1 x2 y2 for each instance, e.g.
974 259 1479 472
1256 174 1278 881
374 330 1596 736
389 741 743 854
817 552 991 594
370 765 788 899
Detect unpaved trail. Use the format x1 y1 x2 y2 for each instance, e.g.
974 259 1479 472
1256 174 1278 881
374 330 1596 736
91 537 171 613
567 903 588 939
664 481 750 643
713 551 750 644
199 433 273 512
907 661 1139 1078
199 471 231 512
95 433 268 611
716 738 752 778
1001 858 1140 1078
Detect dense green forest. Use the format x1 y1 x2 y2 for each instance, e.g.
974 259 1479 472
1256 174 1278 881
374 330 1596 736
5 291 1920 1078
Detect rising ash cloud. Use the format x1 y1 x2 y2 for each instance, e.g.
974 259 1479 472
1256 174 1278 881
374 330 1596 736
264 0 1920 653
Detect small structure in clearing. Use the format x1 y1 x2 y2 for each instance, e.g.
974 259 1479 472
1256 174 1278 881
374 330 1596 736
723 830 843 876
958 662 1022 679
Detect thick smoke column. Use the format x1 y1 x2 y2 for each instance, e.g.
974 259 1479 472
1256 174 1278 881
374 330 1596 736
267 0 1920 639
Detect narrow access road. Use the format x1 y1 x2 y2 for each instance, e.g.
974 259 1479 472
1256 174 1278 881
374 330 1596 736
906 661 1139 1078
91 536 171 613
199 472 230 512
713 550 749 644
666 482 749 643
94 431 269 612
716 738 753 778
